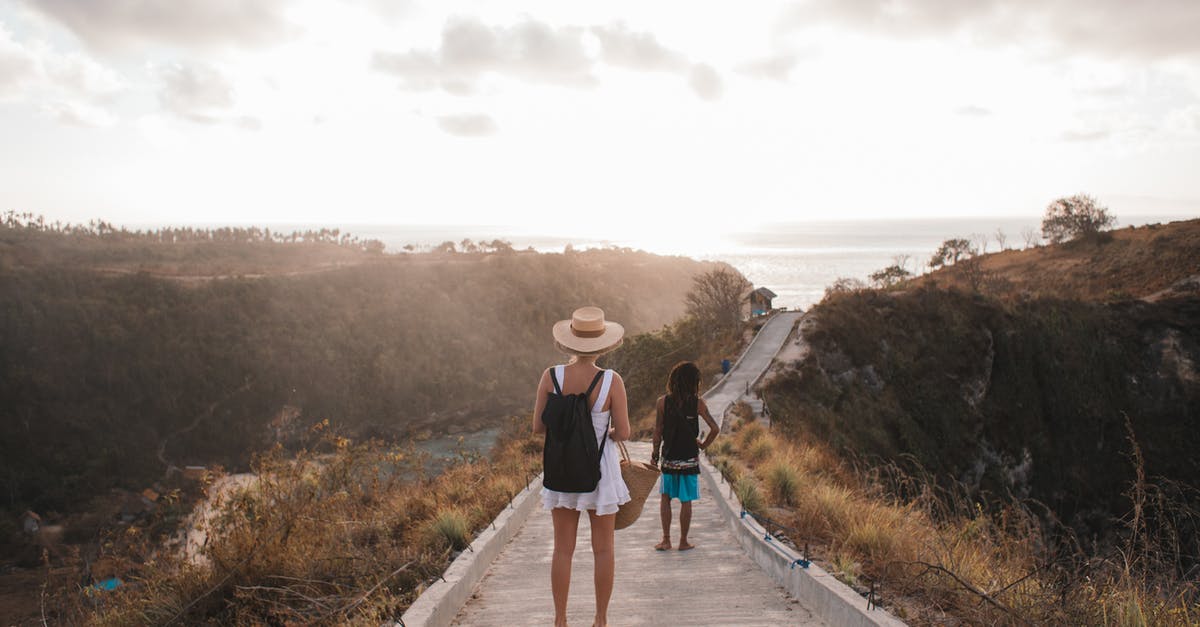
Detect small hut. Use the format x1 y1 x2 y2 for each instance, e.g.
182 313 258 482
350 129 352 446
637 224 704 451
746 287 777 317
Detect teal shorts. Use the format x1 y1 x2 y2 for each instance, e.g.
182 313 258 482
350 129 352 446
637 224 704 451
660 473 699 502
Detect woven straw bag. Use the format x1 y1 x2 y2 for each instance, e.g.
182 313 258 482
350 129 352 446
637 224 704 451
614 441 660 530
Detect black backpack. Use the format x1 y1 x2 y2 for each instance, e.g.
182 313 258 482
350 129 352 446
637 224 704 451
541 369 607 493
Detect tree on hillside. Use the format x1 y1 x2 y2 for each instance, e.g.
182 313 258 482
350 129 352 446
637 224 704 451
869 264 912 289
825 277 867 298
929 238 976 269
1020 226 1039 248
686 267 751 332
1041 194 1116 244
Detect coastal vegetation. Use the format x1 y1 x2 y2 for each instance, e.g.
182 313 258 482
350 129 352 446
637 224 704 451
0 215 751 623
710 406 1199 624
742 216 1200 624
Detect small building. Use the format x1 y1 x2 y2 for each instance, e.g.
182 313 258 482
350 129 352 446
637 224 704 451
20 510 41 535
745 287 777 317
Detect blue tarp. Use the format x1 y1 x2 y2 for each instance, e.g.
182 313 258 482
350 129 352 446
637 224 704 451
89 577 123 592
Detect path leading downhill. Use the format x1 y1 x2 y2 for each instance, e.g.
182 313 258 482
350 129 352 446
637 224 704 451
452 312 813 627
704 311 802 425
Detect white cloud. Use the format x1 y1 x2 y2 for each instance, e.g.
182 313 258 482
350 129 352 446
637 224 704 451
1060 128 1110 142
688 63 722 100
0 21 123 124
372 17 721 100
436 113 497 136
42 50 124 98
0 24 39 95
372 17 595 92
736 53 799 81
784 0 1200 61
18 0 297 52
590 23 687 72
155 62 259 129
43 100 117 127
955 105 992 116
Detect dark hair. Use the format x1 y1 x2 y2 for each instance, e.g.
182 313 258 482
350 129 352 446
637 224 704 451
665 361 701 411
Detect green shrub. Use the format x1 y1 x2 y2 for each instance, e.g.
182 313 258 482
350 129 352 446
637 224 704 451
734 477 763 513
764 460 800 506
428 509 470 551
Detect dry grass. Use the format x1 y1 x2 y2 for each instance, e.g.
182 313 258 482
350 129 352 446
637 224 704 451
706 424 1200 625
917 218 1200 302
75 417 542 626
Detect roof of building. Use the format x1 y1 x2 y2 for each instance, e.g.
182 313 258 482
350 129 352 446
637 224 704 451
752 286 777 299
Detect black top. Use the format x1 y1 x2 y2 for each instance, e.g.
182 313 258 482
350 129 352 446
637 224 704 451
662 395 700 470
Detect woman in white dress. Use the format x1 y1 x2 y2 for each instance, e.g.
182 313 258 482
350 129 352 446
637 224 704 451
533 306 632 627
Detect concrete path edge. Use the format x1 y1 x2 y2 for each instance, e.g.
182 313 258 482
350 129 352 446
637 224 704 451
399 473 546 627
699 456 907 627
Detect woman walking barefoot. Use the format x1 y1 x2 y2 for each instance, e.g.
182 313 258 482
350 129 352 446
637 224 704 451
651 362 719 551
534 307 631 627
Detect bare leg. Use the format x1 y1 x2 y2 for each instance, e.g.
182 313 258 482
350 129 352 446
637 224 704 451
678 501 694 550
656 493 672 550
551 508 581 627
588 509 616 627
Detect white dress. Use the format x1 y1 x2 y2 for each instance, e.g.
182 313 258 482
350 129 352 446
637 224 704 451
541 366 632 516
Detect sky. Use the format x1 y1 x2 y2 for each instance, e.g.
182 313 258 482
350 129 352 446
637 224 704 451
1 0 1199 236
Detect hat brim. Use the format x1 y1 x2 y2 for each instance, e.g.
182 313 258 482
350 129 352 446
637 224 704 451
552 319 625 354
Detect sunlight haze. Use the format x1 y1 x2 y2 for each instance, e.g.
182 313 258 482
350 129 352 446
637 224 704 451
2 0 1198 228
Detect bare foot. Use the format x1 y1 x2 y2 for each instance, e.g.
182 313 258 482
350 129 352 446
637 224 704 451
678 541 695 551
654 539 672 551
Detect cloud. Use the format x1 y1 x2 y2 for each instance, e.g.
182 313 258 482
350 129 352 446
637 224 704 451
955 104 992 116
372 17 595 91
436 113 496 137
688 63 723 100
18 0 295 52
783 0 1200 60
42 50 124 98
736 53 799 81
42 100 116 127
590 23 687 72
0 25 39 95
156 62 241 125
1060 128 1110 142
0 22 123 126
373 17 722 100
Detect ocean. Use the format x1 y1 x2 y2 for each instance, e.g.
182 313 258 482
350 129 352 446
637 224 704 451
345 214 1190 311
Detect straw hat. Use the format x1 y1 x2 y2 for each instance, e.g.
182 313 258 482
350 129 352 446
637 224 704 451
552 306 625 355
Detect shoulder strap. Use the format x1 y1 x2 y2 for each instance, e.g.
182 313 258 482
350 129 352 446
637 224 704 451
584 369 605 398
550 365 564 395
592 370 614 413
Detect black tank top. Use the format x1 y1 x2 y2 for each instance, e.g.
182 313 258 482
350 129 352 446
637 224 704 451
662 395 700 468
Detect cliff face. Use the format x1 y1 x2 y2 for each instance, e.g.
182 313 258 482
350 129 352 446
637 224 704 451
766 287 1200 538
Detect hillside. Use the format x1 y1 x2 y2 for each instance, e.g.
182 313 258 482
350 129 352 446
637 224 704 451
919 218 1200 301
0 222 718 521
763 218 1200 556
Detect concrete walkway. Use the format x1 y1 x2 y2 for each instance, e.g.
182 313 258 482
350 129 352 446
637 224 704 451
704 312 802 426
452 312 814 626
